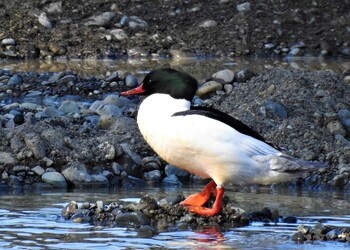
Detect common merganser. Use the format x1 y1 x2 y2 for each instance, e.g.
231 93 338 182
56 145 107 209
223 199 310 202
121 68 326 216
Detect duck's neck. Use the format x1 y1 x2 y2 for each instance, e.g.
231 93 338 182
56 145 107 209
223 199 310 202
137 94 191 121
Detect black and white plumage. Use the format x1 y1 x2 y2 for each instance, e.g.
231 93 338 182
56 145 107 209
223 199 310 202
121 68 326 215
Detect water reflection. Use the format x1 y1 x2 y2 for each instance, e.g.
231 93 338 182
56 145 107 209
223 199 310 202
0 185 349 249
0 57 349 80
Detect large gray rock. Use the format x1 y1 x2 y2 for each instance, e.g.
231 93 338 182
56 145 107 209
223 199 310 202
42 172 67 187
0 152 16 165
24 134 46 159
62 161 92 185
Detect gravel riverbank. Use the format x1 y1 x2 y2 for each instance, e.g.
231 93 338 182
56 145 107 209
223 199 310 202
0 67 349 192
1 0 350 59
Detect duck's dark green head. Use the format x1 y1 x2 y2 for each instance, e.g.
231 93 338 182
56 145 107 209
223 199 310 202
121 68 198 101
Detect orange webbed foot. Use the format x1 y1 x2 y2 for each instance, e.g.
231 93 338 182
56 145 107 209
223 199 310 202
179 180 216 206
180 181 224 216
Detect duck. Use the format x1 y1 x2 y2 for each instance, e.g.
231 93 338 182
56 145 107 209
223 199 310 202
121 68 326 216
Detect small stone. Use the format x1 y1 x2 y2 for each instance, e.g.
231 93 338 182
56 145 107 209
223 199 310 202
196 81 222 98
58 101 80 114
110 29 128 40
61 201 78 219
13 114 25 125
259 99 287 120
43 106 65 117
1 38 16 46
85 12 116 27
212 69 234 84
125 74 139 87
199 20 217 28
7 75 22 85
42 172 67 187
338 109 350 133
327 120 347 136
236 69 256 83
127 16 148 28
144 170 161 182
38 12 53 29
24 134 46 159
237 2 251 12
291 232 307 242
344 75 350 84
61 161 92 186
32 165 45 176
165 164 189 179
20 103 43 111
288 48 304 57
13 165 29 172
162 174 182 186
45 1 63 14
0 152 16 165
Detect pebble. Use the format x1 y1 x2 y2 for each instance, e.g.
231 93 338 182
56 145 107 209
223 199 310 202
164 164 189 179
62 161 92 185
338 109 350 133
0 152 16 165
196 81 222 98
38 12 53 29
162 174 182 186
236 2 251 12
144 170 161 182
24 134 46 159
212 69 234 84
259 99 287 119
127 16 148 28
32 165 45 176
110 29 128 40
58 101 80 114
327 120 347 136
43 106 65 117
199 20 217 28
7 75 22 85
235 69 256 83
85 12 116 27
288 48 304 57
1 38 16 46
125 74 139 88
42 172 67 187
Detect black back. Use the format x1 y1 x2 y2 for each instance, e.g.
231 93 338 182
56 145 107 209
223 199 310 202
173 106 275 147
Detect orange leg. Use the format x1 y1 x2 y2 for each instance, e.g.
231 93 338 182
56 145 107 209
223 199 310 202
180 180 224 216
180 180 217 206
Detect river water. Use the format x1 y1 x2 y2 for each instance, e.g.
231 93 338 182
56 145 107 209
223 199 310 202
0 185 349 249
0 57 350 249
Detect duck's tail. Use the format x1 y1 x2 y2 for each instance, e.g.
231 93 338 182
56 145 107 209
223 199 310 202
270 154 327 173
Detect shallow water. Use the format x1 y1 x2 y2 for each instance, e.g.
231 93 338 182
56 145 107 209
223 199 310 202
1 57 350 79
0 185 349 249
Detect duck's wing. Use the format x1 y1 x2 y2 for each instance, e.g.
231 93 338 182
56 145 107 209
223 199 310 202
173 106 277 149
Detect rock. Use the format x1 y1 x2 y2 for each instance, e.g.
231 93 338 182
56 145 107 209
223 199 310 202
291 232 307 242
7 74 22 85
326 229 340 240
110 29 128 40
38 12 53 29
13 165 29 172
212 69 234 84
24 134 46 159
103 95 131 108
127 16 148 28
43 106 65 117
0 152 16 165
85 12 116 27
13 114 25 125
62 161 92 186
338 109 350 133
196 81 222 97
115 212 150 227
97 115 116 129
289 48 304 57
164 164 189 179
1 38 16 46
125 74 139 87
235 69 256 83
32 165 45 176
162 174 182 186
45 1 63 14
58 101 80 114
259 99 287 119
97 141 115 160
61 201 78 219
144 170 161 182
57 75 76 84
42 172 67 187
19 103 43 111
237 2 251 12
327 120 347 136
199 20 217 28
